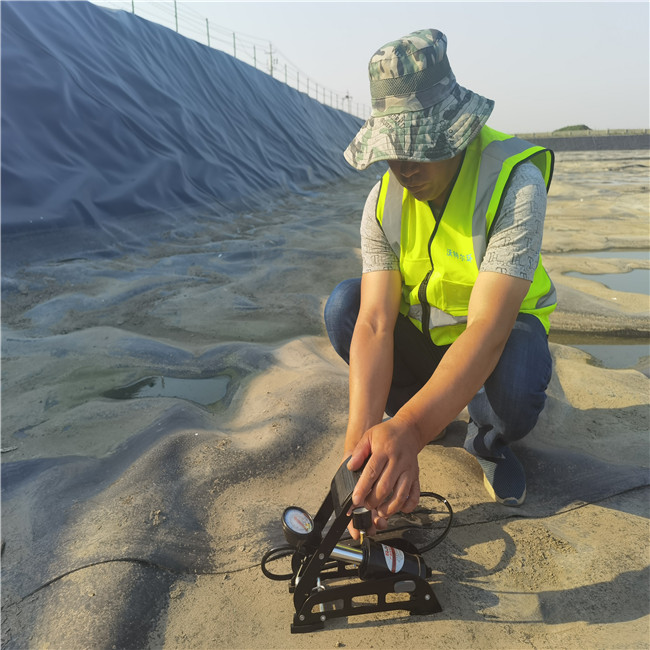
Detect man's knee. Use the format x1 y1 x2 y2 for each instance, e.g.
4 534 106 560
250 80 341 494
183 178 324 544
474 314 552 440
493 314 552 394
497 387 547 438
324 278 360 328
324 278 361 364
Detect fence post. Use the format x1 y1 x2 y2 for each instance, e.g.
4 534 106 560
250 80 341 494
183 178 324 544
232 33 236 57
131 0 134 13
205 19 210 46
269 42 273 77
306 78 309 96
254 45 257 68
285 64 287 84
173 0 178 32
297 71 299 91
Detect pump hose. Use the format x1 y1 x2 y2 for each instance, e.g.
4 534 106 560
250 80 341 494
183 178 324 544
260 492 453 581
260 545 296 581
408 491 453 553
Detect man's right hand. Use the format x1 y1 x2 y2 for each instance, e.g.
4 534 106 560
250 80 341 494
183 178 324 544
346 508 388 541
340 455 388 541
341 270 402 542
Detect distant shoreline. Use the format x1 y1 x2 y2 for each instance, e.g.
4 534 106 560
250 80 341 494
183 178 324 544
518 130 650 151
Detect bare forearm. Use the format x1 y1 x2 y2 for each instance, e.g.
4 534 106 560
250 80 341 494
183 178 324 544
346 272 531 516
344 322 394 456
396 320 509 445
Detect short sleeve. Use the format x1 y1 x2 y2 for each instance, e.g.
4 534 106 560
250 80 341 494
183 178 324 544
480 162 547 281
360 181 400 273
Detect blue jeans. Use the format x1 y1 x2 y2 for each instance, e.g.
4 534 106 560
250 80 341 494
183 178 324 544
324 278 552 459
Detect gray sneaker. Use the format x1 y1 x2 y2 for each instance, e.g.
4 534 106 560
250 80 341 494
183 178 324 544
476 447 526 506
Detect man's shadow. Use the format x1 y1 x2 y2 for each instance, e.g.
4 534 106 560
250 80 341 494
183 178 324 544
429 419 648 625
344 417 650 630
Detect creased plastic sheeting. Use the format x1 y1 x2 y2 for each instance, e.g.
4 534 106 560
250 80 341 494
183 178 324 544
1 1 363 265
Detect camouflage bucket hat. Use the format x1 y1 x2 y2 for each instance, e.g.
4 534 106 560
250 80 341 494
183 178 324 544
344 29 495 170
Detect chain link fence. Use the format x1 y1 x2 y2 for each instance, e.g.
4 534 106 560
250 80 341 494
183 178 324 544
91 0 371 119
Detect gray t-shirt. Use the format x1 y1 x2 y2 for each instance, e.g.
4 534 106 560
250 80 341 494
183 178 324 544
360 161 547 281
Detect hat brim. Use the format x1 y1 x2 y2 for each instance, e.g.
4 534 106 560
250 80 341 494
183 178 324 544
344 86 494 170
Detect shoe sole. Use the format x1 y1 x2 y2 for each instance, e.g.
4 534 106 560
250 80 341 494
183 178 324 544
483 473 526 506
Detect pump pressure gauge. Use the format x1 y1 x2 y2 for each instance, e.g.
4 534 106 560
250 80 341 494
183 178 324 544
282 506 318 548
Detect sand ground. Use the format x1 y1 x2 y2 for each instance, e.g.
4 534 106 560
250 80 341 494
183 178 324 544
1 150 649 649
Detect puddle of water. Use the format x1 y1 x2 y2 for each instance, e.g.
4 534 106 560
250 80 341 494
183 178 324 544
103 375 230 406
571 344 648 370
565 269 649 294
550 333 650 370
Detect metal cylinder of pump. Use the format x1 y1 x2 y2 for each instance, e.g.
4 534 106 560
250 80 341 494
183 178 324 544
329 543 363 564
359 539 430 580
329 540 429 580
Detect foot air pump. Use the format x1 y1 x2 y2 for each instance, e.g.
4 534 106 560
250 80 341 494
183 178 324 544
261 458 452 633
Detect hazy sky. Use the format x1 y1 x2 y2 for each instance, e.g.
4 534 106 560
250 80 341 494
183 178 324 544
95 1 649 133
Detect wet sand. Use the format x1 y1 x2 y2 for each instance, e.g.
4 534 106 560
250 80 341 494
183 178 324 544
2 150 649 649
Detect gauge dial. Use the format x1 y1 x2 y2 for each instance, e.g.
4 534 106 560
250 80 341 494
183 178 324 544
283 507 313 533
282 506 317 547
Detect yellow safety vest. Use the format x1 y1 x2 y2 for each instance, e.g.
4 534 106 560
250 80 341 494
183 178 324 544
376 126 557 346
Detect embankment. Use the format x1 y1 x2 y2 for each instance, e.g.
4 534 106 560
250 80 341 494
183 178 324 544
527 133 649 151
1 1 363 269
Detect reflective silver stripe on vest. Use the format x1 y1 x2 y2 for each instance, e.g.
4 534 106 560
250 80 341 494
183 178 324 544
412 288 556 329
408 303 467 328
536 280 557 309
472 138 535 265
472 139 557 315
381 140 538 265
381 170 406 258
379 138 556 330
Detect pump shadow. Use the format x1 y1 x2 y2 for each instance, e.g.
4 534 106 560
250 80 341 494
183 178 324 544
321 491 649 632
322 412 649 632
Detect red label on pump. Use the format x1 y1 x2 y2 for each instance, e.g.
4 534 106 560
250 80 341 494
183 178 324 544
381 544 405 573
